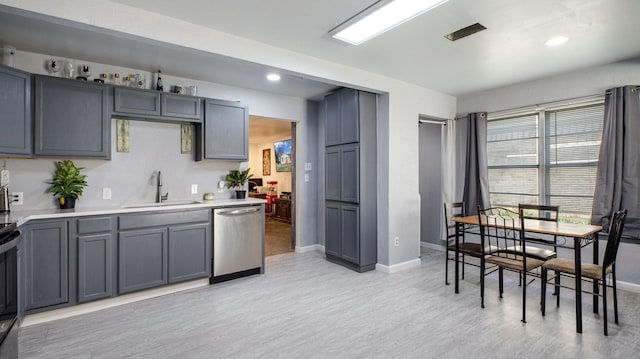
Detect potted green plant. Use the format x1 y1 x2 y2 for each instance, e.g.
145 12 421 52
48 160 88 209
226 168 253 199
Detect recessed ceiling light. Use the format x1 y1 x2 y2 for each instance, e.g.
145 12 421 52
267 73 281 82
545 36 569 47
331 0 449 45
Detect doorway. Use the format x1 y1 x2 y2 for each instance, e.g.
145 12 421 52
419 119 444 245
248 116 296 256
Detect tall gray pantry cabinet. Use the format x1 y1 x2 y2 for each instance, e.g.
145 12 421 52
324 88 377 272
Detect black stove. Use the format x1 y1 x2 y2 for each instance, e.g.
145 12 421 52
0 223 17 246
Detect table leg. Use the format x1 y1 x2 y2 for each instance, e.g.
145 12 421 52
455 222 460 294
575 236 582 333
593 232 599 314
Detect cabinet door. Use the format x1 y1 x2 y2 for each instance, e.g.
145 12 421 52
34 76 110 158
325 203 341 257
24 221 69 310
0 66 31 156
113 87 161 116
325 147 341 201
162 94 202 121
78 233 113 303
203 99 249 160
340 205 360 264
340 144 360 203
168 223 211 283
339 88 359 144
118 228 168 294
325 91 341 146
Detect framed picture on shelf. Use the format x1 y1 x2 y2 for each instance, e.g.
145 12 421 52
262 148 271 176
274 139 292 172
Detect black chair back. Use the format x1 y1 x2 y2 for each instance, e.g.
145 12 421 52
477 206 520 256
443 202 465 241
602 209 627 270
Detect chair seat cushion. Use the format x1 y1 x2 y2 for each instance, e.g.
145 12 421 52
447 242 498 256
505 245 557 261
486 254 544 272
542 258 612 280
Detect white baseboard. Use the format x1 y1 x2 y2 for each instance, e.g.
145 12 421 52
618 280 640 294
296 244 324 253
421 241 445 252
22 278 209 327
376 258 421 273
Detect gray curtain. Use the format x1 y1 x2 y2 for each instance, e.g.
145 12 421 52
592 86 640 237
463 112 490 215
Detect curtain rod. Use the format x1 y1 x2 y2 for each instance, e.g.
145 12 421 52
487 93 605 119
418 119 447 125
605 85 640 95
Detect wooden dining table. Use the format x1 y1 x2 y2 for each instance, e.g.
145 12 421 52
453 214 602 333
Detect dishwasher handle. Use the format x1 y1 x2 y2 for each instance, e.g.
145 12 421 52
217 207 261 216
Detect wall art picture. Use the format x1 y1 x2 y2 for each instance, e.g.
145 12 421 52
274 139 292 172
181 124 193 154
262 148 271 176
116 119 130 152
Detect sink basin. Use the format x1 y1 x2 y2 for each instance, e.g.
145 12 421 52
122 200 201 208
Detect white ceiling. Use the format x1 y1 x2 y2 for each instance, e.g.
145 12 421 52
2 0 640 99
105 0 640 96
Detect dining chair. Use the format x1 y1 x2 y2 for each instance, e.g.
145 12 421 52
518 204 560 259
541 209 627 335
478 206 545 323
444 202 494 285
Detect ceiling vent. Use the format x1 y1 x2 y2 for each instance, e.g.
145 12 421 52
444 23 486 41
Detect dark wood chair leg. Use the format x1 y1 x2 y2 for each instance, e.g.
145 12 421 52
522 271 527 323
461 253 465 280
498 267 504 298
613 270 619 325
480 257 485 309
603 277 608 336
445 245 450 285
541 268 547 316
555 270 561 307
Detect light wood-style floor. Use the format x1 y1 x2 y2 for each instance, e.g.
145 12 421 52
265 219 293 257
18 249 640 358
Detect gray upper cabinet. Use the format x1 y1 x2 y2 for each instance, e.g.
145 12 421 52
325 88 359 146
202 99 249 160
0 65 31 156
113 87 202 122
34 75 110 159
24 220 69 311
77 216 115 303
325 144 360 203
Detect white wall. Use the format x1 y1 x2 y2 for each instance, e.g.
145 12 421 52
1 0 457 268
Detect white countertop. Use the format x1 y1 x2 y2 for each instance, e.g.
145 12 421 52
2 198 266 226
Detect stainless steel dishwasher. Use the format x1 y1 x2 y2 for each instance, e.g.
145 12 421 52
211 205 264 283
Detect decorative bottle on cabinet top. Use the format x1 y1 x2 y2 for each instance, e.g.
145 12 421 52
156 70 163 91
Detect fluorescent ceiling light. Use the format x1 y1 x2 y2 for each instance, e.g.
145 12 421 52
545 36 569 47
267 73 281 82
332 0 449 45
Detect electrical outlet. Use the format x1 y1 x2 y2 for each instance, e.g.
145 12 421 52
191 184 198 194
305 162 312 171
304 174 310 182
102 188 112 200
11 192 23 205
394 237 400 247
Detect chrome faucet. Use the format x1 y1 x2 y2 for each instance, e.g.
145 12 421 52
156 170 168 203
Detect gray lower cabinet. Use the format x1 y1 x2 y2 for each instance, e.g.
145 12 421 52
0 65 31 156
325 202 360 265
113 87 202 122
168 223 211 283
24 220 69 311
77 216 115 303
34 75 110 158
118 227 168 294
201 99 249 160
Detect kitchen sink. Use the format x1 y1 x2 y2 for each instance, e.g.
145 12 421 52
121 200 202 208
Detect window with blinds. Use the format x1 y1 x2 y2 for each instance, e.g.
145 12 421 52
487 103 604 224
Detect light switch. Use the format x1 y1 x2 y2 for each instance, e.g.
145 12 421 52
305 163 312 171
304 174 310 182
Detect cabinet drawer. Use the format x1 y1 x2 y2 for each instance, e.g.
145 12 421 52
118 209 210 230
114 87 161 116
78 216 112 234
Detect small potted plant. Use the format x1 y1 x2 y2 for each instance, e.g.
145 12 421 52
226 168 253 199
48 160 88 209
